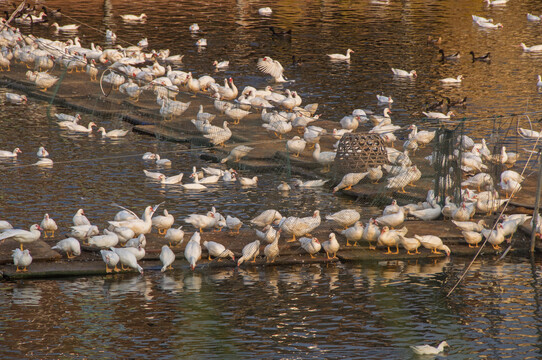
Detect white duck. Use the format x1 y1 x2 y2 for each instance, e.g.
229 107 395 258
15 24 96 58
203 241 235 261
112 247 143 273
391 68 417 77
51 237 81 258
410 341 449 356
378 226 407 254
88 229 119 248
263 120 292 139
298 237 321 257
97 127 130 138
182 174 208 190
221 145 254 163
415 235 451 255
226 215 243 234
100 250 120 273
333 172 368 192
264 230 281 263
400 236 421 255
481 223 506 250
452 220 487 232
120 13 147 21
251 210 282 227
0 147 21 157
160 245 176 272
408 125 435 146
165 225 184 247
322 233 340 259
294 179 329 187
520 43 542 52
409 203 442 221
326 209 360 229
327 49 354 61
70 225 99 242
184 212 216 232
440 75 463 84
108 205 155 236
152 209 174 235
279 210 321 242
185 232 202 270
313 144 336 172
239 176 258 186
363 218 381 249
257 56 287 82
500 178 521 197
12 248 32 272
0 224 42 250
376 208 405 228
286 136 306 157
422 111 454 119
40 213 58 238
66 121 97 133
237 240 261 265
37 146 49 158
6 93 27 104
462 231 482 248
159 173 184 185
340 221 364 247
376 94 393 103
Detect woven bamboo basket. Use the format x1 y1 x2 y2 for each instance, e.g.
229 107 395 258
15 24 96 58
334 132 389 174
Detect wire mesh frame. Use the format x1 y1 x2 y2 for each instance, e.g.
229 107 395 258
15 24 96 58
433 123 464 206
333 132 389 177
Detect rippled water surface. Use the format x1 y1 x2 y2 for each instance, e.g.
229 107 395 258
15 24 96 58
2 0 542 358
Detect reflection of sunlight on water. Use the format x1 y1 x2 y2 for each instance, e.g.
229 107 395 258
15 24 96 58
12 285 41 306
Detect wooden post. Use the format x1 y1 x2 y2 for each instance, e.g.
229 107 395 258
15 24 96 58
530 150 542 253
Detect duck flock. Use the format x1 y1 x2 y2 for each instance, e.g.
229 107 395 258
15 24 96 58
0 2 541 275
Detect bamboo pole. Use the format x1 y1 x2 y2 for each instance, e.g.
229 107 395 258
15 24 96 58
530 150 542 253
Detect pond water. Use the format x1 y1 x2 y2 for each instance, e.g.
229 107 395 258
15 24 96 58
1 0 542 358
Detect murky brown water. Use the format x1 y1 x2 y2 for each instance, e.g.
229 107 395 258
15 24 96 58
2 0 542 357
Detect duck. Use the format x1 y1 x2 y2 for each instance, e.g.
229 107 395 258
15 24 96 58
36 146 49 158
422 111 454 119
222 169 237 182
0 224 42 250
195 38 207 47
0 220 13 231
152 209 174 235
203 240 235 261
257 56 287 82
226 215 243 234
327 49 354 61
452 202 475 221
287 136 307 157
250 209 282 227
462 231 483 248
304 125 327 147
438 49 460 60
313 144 336 172
408 125 435 146
391 68 417 77
298 237 321 257
485 0 508 5
415 235 451 255
339 115 360 130
293 179 329 187
264 230 281 263
112 227 136 245
182 174 208 190
263 120 292 139
461 173 492 192
279 210 321 242
476 20 503 28
65 121 97 133
197 105 216 122
143 169 165 180
158 173 184 185
190 169 219 185
427 36 442 45
51 237 81 258
340 221 364 247
470 51 491 62
378 226 407 254
120 13 147 21
527 13 541 21
12 248 32 272
400 235 421 255
97 127 130 138
108 205 154 236
111 247 144 273
50 22 79 32
482 223 506 250
376 208 404 228
322 233 340 259
258 7 273 16
204 121 232 146
100 250 120 273
189 23 199 32
184 212 216 232
159 245 175 272
440 75 463 84
69 225 99 243
225 107 251 124
362 218 380 249
409 203 442 221
333 172 368 192
453 220 487 232
5 93 27 104
239 176 258 186
237 240 261 266
88 229 119 248
326 209 360 229
40 213 58 238
123 233 146 248
500 178 522 197
376 94 393 103
184 232 202 270
0 147 21 157
332 128 354 140
213 60 229 70
410 341 449 356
